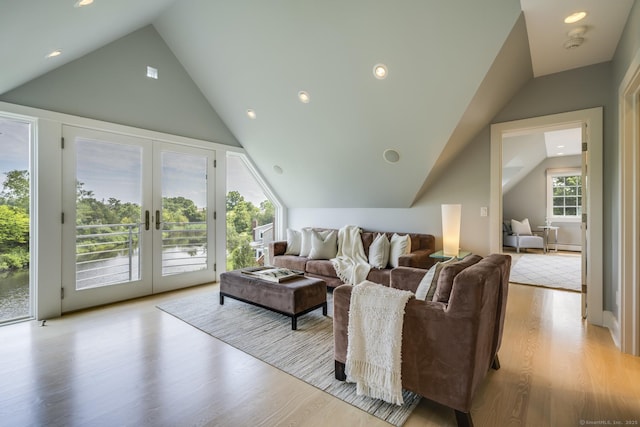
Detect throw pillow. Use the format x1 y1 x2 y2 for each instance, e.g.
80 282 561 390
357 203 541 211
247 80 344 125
308 230 338 260
511 218 532 235
368 233 390 269
284 229 301 255
414 257 456 301
389 233 411 268
299 227 314 257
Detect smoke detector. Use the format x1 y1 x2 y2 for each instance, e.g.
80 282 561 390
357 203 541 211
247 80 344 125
564 37 585 49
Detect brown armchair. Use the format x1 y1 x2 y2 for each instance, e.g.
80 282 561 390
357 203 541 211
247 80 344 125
333 254 511 427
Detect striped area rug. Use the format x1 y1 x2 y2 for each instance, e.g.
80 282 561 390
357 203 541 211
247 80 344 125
509 253 581 291
157 291 420 426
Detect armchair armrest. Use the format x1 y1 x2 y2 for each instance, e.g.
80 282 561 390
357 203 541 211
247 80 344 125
398 248 436 269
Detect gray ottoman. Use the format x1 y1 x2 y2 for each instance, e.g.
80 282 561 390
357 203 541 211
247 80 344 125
219 270 327 330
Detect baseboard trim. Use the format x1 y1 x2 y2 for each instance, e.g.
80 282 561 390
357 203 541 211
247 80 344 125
603 310 621 350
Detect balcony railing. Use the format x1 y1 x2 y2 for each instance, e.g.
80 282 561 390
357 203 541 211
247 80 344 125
76 221 207 289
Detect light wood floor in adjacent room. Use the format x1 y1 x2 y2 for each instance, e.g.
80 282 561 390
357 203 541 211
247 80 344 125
1 282 639 427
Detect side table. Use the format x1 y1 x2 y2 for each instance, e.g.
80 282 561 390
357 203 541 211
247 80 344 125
430 250 471 261
537 225 559 253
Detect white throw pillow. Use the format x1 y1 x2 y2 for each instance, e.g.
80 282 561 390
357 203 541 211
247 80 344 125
308 230 338 260
511 218 532 236
388 233 411 268
415 257 455 301
368 233 390 269
284 229 301 255
299 227 314 257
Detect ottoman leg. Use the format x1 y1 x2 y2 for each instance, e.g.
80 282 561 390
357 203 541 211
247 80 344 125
322 302 327 316
219 293 224 305
292 316 297 331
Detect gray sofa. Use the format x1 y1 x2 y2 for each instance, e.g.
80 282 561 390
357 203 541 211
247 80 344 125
268 229 436 288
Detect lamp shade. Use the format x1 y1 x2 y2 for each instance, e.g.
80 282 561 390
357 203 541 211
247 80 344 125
442 204 461 257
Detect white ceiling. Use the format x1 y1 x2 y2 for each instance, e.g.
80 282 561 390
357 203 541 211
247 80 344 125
0 0 634 208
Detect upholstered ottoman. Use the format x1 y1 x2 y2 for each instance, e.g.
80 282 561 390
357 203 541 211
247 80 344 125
219 270 327 330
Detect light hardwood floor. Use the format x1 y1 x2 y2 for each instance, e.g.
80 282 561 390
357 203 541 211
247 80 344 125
1 282 639 427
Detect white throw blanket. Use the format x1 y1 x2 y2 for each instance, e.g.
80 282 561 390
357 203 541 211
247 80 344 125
331 225 371 285
346 280 414 405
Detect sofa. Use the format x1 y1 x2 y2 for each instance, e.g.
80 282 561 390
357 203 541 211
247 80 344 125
268 228 436 288
333 253 511 427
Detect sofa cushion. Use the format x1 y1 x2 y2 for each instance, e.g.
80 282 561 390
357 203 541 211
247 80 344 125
305 259 336 277
389 233 411 268
308 229 338 259
272 255 308 272
284 229 301 255
368 233 390 269
414 257 456 301
432 254 483 303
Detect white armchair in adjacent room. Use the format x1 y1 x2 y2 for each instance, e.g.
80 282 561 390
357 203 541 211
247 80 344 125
503 218 544 253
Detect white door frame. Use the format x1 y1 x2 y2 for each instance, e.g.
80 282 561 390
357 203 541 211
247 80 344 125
490 107 604 326
619 48 640 356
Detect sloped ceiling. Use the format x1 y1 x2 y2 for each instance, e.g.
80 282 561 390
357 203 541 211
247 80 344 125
154 0 522 208
1 1 632 209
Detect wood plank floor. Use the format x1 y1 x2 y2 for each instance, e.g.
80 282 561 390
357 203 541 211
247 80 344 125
1 282 639 427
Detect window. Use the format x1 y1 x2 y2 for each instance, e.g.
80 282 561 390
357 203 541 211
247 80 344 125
226 152 282 271
547 168 582 220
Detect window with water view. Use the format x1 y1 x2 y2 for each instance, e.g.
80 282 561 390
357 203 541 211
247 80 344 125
0 116 31 323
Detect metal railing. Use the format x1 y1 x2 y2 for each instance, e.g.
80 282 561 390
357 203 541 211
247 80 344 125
75 221 208 288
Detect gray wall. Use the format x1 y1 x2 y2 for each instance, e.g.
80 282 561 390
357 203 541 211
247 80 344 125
503 155 582 247
0 25 240 147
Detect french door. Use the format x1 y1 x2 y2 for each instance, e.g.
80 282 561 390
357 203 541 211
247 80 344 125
61 126 215 312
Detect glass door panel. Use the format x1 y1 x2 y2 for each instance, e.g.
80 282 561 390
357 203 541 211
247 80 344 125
153 143 215 292
62 126 153 312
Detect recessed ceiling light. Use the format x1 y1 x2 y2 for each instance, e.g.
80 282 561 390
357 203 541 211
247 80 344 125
557 145 565 148
298 91 310 103
373 64 388 80
564 11 587 24
273 165 283 174
45 49 62 58
74 0 94 7
247 109 256 119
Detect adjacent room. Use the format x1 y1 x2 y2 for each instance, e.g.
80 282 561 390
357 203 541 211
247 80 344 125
1 1 639 426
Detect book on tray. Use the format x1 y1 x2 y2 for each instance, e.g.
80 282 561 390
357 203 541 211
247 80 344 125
241 266 304 283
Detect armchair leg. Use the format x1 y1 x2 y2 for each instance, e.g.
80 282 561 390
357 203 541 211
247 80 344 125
454 410 474 427
335 360 346 381
492 355 501 370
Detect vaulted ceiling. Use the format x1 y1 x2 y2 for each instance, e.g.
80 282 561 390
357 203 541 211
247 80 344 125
0 0 634 208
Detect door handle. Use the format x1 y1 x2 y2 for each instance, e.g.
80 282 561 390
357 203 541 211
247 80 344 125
145 210 150 231
155 210 161 230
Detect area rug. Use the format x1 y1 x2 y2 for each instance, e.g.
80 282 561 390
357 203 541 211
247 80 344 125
157 291 420 426
509 253 581 291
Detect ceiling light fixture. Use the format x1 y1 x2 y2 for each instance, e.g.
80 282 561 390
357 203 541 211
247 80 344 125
273 165 283 174
74 0 94 7
298 91 310 103
45 49 62 58
373 63 388 80
246 109 256 119
564 11 587 24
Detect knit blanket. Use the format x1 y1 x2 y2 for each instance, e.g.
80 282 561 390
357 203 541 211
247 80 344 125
346 281 414 405
331 225 371 285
